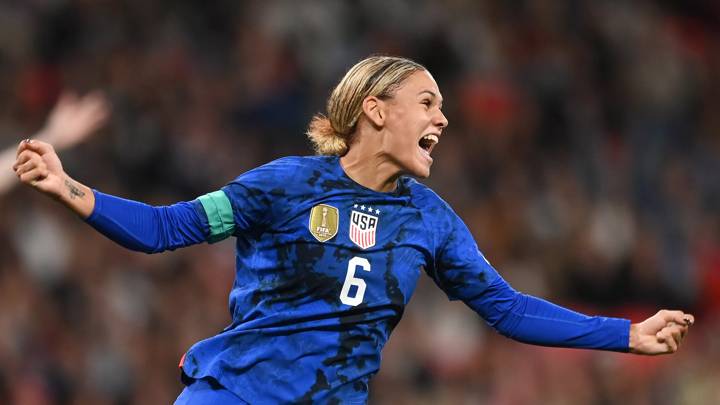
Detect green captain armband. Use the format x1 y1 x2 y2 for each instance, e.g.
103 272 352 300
198 190 235 243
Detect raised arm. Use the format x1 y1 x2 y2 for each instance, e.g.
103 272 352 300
14 139 208 253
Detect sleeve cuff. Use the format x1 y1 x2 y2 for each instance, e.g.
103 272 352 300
85 189 104 226
609 317 632 352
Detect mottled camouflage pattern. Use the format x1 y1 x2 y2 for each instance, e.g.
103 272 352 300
182 156 498 404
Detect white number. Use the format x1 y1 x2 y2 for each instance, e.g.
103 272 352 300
340 257 371 306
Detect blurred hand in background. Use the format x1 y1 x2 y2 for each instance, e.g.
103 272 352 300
0 91 109 195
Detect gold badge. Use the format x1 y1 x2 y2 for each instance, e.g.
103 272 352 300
309 204 339 242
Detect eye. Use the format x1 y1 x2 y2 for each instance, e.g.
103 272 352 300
421 99 432 108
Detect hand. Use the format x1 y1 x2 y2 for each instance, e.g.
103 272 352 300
629 310 695 355
13 140 66 198
36 91 110 149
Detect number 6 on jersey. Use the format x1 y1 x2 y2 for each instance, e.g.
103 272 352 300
340 257 371 306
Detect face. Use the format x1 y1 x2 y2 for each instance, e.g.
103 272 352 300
378 70 448 178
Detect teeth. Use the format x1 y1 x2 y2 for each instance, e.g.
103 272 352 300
421 134 439 145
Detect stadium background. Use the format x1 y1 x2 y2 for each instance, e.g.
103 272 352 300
1 1 719 403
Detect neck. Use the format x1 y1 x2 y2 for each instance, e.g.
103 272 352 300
340 136 401 193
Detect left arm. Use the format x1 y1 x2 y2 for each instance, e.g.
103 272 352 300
468 274 692 354
428 205 693 355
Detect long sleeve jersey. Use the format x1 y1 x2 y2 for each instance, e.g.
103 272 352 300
86 155 630 404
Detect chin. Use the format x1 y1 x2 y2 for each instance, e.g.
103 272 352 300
409 163 432 178
397 154 432 178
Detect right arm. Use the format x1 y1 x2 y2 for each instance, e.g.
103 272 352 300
13 140 209 253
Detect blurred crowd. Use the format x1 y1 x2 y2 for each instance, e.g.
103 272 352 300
1 0 719 404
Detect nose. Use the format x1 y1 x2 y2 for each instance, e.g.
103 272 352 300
434 109 448 129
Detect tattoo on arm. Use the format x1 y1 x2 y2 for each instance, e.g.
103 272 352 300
64 179 85 199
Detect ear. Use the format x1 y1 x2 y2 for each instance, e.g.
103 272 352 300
361 96 385 127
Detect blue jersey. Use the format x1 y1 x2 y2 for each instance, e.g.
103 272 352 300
86 155 630 404
181 155 498 403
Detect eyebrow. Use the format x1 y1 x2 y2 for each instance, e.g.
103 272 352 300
418 90 443 106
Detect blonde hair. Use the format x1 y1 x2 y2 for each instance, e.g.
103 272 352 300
307 56 426 156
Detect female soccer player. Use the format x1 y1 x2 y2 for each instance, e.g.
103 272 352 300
14 56 694 404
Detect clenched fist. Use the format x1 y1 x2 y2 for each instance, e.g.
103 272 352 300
13 139 94 217
629 310 695 355
13 140 66 197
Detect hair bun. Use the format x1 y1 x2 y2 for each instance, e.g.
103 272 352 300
306 114 349 156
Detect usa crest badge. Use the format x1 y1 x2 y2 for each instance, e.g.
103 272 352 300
349 205 379 249
309 204 339 242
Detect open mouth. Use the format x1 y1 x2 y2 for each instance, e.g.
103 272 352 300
418 134 439 155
